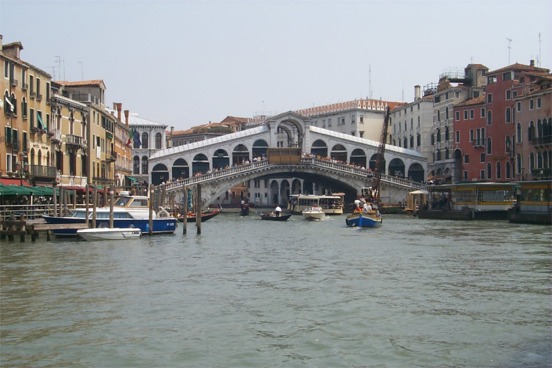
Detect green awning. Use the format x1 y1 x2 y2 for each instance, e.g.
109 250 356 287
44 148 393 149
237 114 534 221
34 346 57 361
127 176 138 182
37 113 46 130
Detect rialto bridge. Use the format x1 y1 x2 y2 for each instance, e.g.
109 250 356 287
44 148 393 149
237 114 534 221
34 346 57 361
149 111 427 207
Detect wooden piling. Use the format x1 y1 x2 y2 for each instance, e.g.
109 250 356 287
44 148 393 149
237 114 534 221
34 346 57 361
196 184 202 234
182 186 188 235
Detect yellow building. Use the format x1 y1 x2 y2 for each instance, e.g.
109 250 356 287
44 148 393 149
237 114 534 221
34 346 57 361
110 103 133 190
1 36 56 186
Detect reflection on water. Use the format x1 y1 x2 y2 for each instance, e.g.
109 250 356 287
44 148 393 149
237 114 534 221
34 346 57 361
1 214 550 367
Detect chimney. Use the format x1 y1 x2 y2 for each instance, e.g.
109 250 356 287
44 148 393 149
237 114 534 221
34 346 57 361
0 34 3 49
414 85 421 100
530 59 535 67
124 110 129 127
116 103 122 121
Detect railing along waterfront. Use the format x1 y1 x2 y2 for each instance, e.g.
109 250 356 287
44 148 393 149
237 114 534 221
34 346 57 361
0 204 55 221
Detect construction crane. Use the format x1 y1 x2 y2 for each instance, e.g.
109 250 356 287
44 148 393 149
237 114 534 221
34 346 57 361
367 106 390 203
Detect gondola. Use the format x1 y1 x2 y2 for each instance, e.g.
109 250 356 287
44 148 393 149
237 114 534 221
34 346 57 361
258 212 292 221
178 208 222 222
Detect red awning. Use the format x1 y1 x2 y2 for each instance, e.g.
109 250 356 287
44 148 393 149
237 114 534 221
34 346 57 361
0 178 31 186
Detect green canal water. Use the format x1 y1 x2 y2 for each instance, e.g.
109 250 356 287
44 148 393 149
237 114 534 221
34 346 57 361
1 213 550 367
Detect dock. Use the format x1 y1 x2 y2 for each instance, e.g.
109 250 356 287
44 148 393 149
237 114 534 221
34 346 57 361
0 219 89 242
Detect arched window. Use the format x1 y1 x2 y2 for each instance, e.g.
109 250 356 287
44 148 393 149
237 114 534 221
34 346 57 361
133 156 140 174
141 132 149 148
516 123 522 143
487 137 492 155
487 163 492 179
496 162 501 179
141 156 148 174
505 107 511 123
487 110 492 125
155 132 162 149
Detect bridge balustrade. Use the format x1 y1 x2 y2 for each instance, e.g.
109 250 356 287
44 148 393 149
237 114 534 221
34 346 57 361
157 157 426 193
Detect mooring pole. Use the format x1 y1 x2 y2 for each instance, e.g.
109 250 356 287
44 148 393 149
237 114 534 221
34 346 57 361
149 184 154 235
182 186 188 235
196 184 202 235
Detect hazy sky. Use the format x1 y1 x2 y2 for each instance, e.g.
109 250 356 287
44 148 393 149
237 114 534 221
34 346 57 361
1 0 550 130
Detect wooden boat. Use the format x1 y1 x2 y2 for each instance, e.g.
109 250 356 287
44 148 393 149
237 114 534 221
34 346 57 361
178 208 221 222
345 210 382 228
508 180 552 225
302 206 325 220
258 212 292 221
77 227 141 241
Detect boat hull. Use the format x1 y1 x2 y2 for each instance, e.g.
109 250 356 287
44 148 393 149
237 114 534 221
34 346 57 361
43 215 177 237
302 210 325 221
77 228 142 241
345 213 382 228
259 213 292 221
178 209 221 223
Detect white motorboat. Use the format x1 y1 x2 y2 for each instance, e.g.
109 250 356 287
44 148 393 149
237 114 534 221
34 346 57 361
77 227 142 241
302 206 326 220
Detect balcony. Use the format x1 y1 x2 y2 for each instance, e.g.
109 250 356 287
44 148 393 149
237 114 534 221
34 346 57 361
49 130 62 143
66 134 84 147
36 94 43 102
10 79 18 87
106 151 117 162
531 135 552 147
30 91 36 100
29 165 57 180
473 139 486 148
21 82 28 91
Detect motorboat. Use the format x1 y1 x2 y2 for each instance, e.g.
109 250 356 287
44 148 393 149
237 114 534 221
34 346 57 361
77 227 141 241
345 210 382 228
43 192 177 237
302 206 325 220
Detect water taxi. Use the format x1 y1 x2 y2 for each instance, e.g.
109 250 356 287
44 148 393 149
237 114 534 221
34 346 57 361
77 227 142 241
302 206 326 221
418 182 515 220
508 180 552 225
288 193 344 215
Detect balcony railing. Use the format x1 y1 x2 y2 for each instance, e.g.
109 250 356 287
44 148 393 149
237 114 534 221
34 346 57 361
531 135 552 147
66 134 84 147
29 165 57 179
49 130 62 143
472 139 486 148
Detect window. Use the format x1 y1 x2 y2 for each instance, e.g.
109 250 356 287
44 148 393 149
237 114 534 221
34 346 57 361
529 99 534 110
516 123 522 143
517 102 521 112
155 132 162 149
537 97 542 109
487 110 492 125
487 137 492 154
481 107 486 118
470 110 474 119
505 107 511 123
480 153 486 162
141 132 149 148
496 162 501 179
463 110 468 120
487 163 492 179
141 156 148 174
455 131 460 143
464 155 469 164
506 90 511 100
455 111 460 121
487 93 493 103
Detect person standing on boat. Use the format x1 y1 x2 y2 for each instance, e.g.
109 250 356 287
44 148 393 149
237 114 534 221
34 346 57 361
275 205 282 217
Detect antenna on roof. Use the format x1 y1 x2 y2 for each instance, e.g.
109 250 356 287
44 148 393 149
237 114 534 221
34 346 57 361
506 38 512 64
368 64 373 99
538 32 542 67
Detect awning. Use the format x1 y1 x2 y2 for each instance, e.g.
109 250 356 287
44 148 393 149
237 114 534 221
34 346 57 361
0 178 31 186
127 176 138 182
0 184 34 196
37 113 46 130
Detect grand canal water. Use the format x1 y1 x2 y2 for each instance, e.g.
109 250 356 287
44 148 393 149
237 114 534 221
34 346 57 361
1 213 550 367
